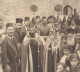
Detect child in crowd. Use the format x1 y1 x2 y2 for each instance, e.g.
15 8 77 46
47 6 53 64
56 63 68 72
60 45 72 71
60 45 72 64
69 53 80 72
61 35 67 47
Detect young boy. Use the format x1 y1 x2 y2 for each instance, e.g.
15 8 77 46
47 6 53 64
56 63 68 72
69 53 80 72
60 45 72 65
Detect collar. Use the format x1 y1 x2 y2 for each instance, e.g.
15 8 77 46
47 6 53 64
7 35 13 39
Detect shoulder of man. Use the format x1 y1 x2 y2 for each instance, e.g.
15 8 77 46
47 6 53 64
1 35 7 46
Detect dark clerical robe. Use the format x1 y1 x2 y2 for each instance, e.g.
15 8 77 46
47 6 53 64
21 33 45 72
14 28 26 43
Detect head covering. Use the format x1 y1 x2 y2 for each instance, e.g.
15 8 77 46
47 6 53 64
36 16 40 19
24 17 30 21
48 15 55 19
6 23 13 29
63 44 73 52
42 16 47 20
62 35 67 39
70 53 80 61
16 18 23 23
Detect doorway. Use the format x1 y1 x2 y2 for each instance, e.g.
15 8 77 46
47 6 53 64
63 5 73 16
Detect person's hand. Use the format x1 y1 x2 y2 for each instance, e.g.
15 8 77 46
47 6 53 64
35 38 42 46
6 64 11 72
38 40 42 46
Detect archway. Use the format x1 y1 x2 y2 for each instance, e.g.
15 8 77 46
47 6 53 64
63 5 73 16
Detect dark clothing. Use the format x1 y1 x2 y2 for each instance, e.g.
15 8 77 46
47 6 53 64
21 37 44 72
47 50 56 72
30 39 38 72
14 28 26 72
1 36 20 72
14 28 26 43
21 26 28 36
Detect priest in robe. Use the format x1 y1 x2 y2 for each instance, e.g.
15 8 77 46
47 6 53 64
43 28 57 72
21 26 45 72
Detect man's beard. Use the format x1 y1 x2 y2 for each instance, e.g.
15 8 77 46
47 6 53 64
16 28 21 32
29 33 35 38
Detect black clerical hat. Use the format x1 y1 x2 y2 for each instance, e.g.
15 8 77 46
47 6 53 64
36 16 40 19
16 18 23 23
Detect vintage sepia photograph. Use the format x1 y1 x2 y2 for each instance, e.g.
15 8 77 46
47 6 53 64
0 0 80 72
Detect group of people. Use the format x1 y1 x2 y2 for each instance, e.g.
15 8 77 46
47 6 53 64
0 8 80 72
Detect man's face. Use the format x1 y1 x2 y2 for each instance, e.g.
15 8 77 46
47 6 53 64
7 26 14 37
48 18 54 23
70 58 79 68
29 28 35 34
57 64 63 72
49 29 54 36
74 9 77 14
36 18 41 23
64 22 68 28
68 33 73 39
75 34 80 40
63 49 70 56
62 38 67 43
16 23 22 29
71 21 75 26
42 18 47 26
24 20 30 26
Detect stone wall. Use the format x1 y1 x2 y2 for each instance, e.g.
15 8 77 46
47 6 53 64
63 0 80 14
0 0 80 27
0 0 63 24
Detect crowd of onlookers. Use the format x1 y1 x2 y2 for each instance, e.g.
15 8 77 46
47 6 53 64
0 8 80 72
